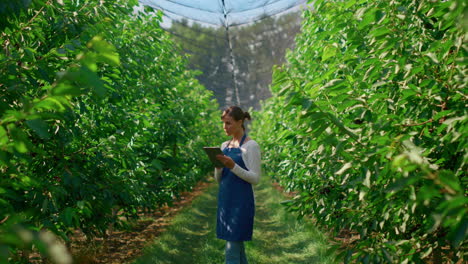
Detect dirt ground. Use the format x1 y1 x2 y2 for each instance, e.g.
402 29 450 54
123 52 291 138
27 178 215 264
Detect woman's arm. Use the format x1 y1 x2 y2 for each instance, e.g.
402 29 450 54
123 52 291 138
231 141 261 185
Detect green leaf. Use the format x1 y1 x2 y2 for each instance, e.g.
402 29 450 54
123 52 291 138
10 128 31 153
336 162 352 175
420 247 432 259
80 67 106 97
0 151 9 165
62 207 76 226
87 36 120 66
0 126 8 145
417 184 440 201
369 26 391 37
312 122 329 137
358 8 377 29
56 84 82 97
433 110 453 121
144 5 155 13
344 0 357 9
425 52 440 63
449 216 467 248
437 170 462 193
151 159 163 171
33 96 70 111
386 177 419 193
322 79 345 91
26 119 50 139
277 83 294 96
1 110 26 123
98 52 120 67
322 44 338 61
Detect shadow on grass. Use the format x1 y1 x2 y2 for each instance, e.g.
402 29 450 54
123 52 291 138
133 182 224 264
248 181 336 264
132 177 336 264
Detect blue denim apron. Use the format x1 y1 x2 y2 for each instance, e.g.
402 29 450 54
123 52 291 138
217 134 255 241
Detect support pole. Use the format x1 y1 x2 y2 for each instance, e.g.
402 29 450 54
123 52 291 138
221 0 241 107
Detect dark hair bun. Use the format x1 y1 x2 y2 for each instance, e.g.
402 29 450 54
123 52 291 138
244 111 251 121
222 106 252 123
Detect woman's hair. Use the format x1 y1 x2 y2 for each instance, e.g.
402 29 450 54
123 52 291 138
222 106 251 130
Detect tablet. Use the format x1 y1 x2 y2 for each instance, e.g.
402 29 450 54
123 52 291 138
203 147 224 167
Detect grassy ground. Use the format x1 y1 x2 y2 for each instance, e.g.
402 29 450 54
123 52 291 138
132 176 337 264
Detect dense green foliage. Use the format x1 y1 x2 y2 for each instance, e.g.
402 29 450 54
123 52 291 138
0 0 222 262
252 0 467 263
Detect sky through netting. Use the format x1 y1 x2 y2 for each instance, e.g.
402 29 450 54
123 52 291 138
137 0 309 110
139 0 307 26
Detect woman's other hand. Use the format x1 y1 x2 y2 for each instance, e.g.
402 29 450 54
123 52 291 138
216 154 235 169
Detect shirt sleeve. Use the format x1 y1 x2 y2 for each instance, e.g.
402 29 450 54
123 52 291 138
231 141 261 185
214 141 228 183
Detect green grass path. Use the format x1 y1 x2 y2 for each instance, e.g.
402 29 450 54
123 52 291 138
132 176 337 264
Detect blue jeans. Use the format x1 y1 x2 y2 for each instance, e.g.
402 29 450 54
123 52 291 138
225 241 248 264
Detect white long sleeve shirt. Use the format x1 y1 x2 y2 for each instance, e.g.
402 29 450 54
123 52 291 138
214 140 261 185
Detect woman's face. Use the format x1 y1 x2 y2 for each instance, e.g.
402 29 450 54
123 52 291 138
222 115 243 136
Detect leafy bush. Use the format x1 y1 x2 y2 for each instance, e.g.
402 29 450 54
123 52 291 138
252 0 467 263
0 0 222 262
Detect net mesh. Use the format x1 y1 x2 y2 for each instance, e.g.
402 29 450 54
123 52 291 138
140 0 307 26
138 0 309 110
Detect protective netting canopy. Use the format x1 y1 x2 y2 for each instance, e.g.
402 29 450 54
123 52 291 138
138 0 308 110
139 0 307 26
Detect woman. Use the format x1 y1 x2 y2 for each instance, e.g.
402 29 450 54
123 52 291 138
214 106 261 264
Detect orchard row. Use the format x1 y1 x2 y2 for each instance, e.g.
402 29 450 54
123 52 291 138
0 1 223 262
252 0 466 263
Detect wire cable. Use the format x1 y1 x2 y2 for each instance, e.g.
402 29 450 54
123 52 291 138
221 0 241 107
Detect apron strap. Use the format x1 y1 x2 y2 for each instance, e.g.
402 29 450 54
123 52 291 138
226 133 247 148
239 133 247 147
